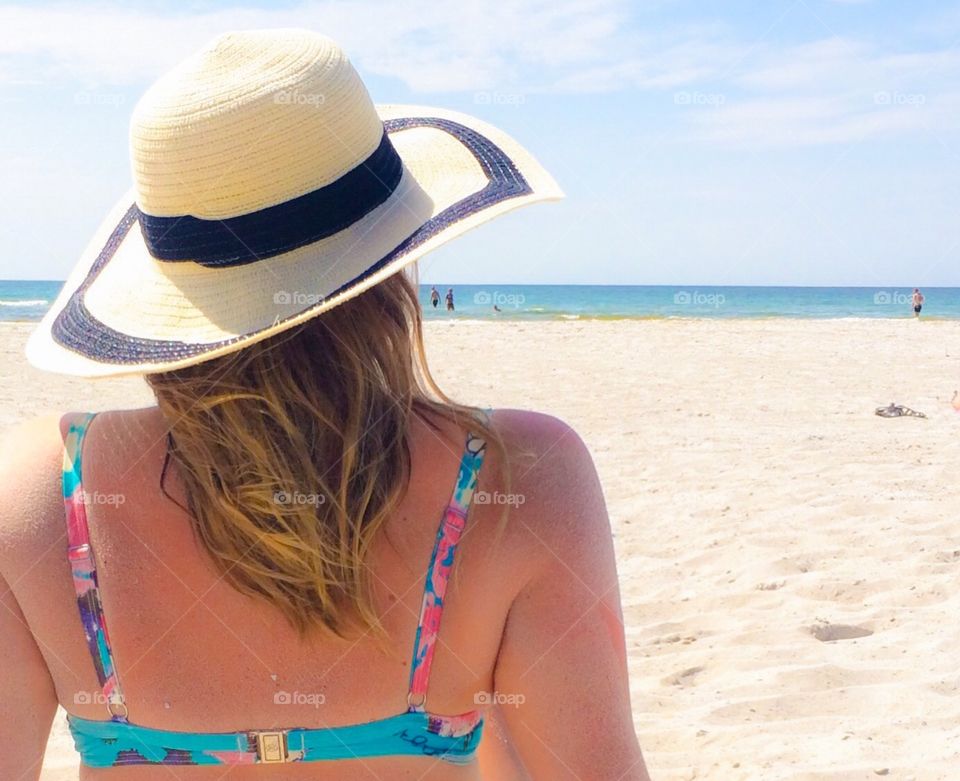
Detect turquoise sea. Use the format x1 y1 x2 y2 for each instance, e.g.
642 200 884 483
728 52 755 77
2 281 958 322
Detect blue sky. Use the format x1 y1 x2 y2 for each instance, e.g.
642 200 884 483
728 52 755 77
2 0 960 285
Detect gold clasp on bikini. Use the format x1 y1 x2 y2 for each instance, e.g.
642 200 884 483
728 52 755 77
253 730 288 763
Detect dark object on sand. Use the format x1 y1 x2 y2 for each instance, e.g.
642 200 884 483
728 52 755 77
875 403 926 419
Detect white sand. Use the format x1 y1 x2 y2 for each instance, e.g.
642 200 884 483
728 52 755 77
2 318 958 780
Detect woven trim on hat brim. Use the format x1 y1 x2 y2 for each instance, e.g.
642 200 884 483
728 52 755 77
26 105 563 378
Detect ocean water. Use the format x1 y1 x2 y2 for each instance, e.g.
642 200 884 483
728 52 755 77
419 285 960 320
2 281 958 322
0 280 61 321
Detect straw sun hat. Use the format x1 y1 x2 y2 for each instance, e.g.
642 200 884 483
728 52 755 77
27 28 562 377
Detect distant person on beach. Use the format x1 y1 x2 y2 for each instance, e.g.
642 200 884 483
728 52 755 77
430 286 440 308
446 287 455 311
912 288 924 318
1 30 649 781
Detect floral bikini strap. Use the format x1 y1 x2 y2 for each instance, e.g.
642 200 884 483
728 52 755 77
407 432 487 712
63 412 128 722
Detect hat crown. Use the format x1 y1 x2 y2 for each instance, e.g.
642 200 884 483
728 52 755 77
130 29 384 219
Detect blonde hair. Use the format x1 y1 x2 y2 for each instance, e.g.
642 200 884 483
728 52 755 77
147 273 501 636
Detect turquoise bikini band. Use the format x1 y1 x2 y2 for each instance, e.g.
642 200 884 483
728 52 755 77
70 712 483 767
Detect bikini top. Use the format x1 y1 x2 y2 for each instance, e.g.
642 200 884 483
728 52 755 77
62 412 488 768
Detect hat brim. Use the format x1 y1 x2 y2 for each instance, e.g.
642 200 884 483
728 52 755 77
26 105 562 378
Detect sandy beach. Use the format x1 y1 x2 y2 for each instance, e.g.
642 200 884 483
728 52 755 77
2 317 958 781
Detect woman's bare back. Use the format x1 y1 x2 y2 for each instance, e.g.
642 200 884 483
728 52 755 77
0 407 647 780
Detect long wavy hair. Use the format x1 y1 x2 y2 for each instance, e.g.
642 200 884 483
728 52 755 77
147 272 501 637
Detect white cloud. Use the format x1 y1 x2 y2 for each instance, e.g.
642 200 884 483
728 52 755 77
549 35 745 92
0 0 631 92
2 0 960 149
735 38 874 90
685 92 960 147
674 36 960 147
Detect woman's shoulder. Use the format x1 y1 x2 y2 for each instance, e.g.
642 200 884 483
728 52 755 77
0 407 160 576
0 413 74 580
0 412 71 502
0 406 162 482
487 408 600 497
483 408 611 559
487 407 584 449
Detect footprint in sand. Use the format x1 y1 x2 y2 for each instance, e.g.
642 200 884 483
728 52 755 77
756 579 786 591
933 550 960 563
662 666 705 687
808 622 874 642
652 632 701 646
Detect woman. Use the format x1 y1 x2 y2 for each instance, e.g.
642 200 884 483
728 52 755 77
0 29 649 780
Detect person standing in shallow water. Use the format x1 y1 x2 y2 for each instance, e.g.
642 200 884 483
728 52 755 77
446 287 455 311
430 286 440 308
912 288 924 318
